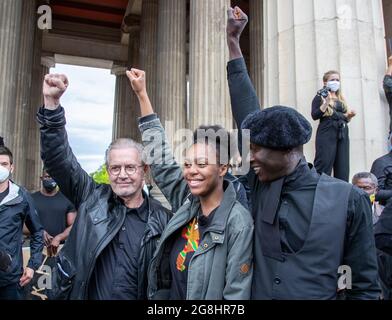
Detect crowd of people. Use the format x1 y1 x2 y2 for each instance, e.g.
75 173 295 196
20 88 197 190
1 6 392 300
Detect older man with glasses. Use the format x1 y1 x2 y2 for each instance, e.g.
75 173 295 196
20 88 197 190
36 73 171 300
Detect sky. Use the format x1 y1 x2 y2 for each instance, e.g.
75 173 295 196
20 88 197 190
51 64 115 174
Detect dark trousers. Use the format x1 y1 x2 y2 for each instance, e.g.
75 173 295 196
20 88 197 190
0 283 23 300
314 120 350 182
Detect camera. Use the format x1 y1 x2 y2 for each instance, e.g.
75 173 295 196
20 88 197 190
317 86 331 99
0 249 12 272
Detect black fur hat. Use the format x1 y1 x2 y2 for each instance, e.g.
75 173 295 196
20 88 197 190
241 106 312 150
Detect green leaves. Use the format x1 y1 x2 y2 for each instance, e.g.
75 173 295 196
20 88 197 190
90 164 109 184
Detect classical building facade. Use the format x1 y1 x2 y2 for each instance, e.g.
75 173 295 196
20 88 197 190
0 0 391 191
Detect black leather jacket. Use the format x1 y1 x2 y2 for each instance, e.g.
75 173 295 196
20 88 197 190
37 106 171 300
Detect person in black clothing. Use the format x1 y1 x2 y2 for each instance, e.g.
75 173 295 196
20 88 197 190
226 6 380 299
375 200 392 299
371 141 392 206
384 56 392 134
311 71 356 182
31 169 76 257
38 73 171 300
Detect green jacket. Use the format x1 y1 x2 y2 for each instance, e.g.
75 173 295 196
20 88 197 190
139 116 254 300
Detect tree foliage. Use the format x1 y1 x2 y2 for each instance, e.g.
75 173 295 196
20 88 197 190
90 164 109 184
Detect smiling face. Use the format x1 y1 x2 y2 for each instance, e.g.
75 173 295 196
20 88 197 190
249 143 293 182
107 147 146 199
183 143 228 197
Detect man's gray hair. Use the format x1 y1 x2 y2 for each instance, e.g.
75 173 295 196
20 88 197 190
352 172 378 187
105 138 145 166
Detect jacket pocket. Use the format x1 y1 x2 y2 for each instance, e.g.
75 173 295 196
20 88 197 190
47 255 76 300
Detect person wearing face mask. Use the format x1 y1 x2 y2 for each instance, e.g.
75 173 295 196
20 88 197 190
0 144 44 300
352 172 384 225
31 169 76 257
311 71 356 182
352 172 392 300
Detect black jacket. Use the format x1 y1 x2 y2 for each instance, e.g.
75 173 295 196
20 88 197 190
0 182 43 287
371 152 392 205
384 75 392 108
37 106 171 300
227 57 380 299
375 201 392 256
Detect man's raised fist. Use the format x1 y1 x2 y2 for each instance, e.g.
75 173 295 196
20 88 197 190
227 6 248 39
43 74 69 109
126 68 146 95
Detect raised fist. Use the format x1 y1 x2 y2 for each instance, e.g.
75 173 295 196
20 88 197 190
227 6 248 39
126 68 146 95
43 74 69 109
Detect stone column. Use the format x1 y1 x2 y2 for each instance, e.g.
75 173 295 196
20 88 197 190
112 29 141 143
249 0 264 106
264 0 388 176
189 0 232 130
139 0 159 110
128 28 141 142
156 0 187 146
0 0 22 149
13 0 37 186
25 45 55 192
111 65 129 140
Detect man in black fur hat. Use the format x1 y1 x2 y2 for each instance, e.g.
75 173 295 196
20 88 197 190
226 6 380 299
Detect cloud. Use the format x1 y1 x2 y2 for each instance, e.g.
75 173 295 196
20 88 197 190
51 64 115 173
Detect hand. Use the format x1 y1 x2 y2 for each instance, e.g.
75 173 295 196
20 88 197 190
50 236 61 256
19 267 34 287
43 231 53 247
43 74 69 109
346 109 357 121
126 68 146 95
227 6 248 40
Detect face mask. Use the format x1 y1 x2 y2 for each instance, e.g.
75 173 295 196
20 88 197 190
42 179 57 192
327 80 340 92
0 166 10 184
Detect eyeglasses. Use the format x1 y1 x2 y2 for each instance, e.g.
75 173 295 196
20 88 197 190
108 165 144 176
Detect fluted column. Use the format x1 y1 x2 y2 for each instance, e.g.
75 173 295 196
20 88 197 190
189 0 232 130
139 0 158 110
112 44 142 142
264 0 388 176
0 0 22 149
25 48 54 192
249 0 264 106
13 0 37 186
127 28 141 142
157 0 187 146
111 65 129 140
